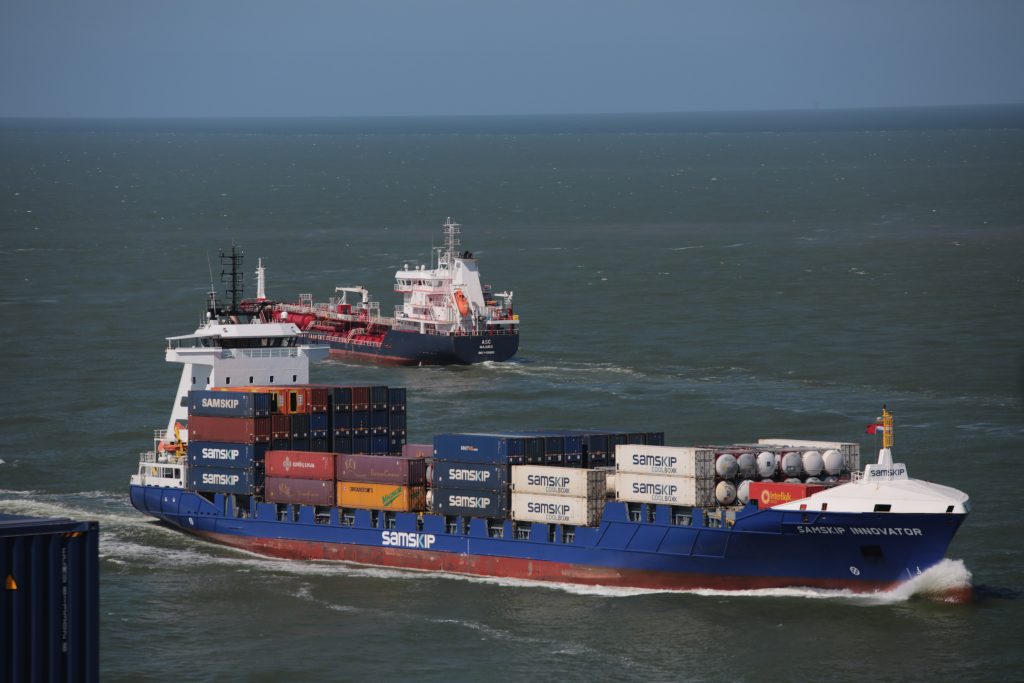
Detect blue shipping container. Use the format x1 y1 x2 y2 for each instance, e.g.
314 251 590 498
310 437 331 452
187 466 263 494
431 461 509 491
388 387 407 411
330 409 352 430
0 514 99 683
370 434 390 455
310 412 329 432
352 435 370 454
186 441 268 468
329 386 352 413
430 488 509 518
433 433 517 464
188 390 271 418
332 434 353 454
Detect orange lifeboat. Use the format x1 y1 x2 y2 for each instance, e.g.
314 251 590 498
453 289 471 317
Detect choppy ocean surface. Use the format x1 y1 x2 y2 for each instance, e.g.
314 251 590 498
1 107 1022 681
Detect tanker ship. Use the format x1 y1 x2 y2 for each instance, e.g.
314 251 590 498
129 282 970 594
241 218 519 365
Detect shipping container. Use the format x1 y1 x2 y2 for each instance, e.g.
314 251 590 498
212 385 288 414
0 514 99 683
336 453 427 486
431 461 508 490
289 413 310 440
511 465 606 498
581 433 610 457
328 386 352 413
388 387 407 411
434 433 527 464
352 435 370 454
370 434 390 455
188 389 271 418
310 437 330 452
389 411 407 431
370 410 390 431
310 411 329 434
266 451 335 480
331 433 353 454
544 453 564 466
615 472 715 507
330 409 353 430
187 415 271 444
187 465 263 494
429 487 509 517
352 409 370 431
749 482 829 509
351 386 370 410
402 443 432 459
615 445 716 478
264 477 335 506
271 437 291 451
370 385 389 410
336 482 426 511
290 438 311 452
186 441 268 468
510 493 604 526
271 413 291 440
645 432 666 446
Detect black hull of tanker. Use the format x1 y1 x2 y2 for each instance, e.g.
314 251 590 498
302 329 519 365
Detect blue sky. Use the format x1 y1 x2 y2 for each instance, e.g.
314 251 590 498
2 0 1022 117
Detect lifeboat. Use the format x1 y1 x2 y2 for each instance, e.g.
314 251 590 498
453 289 471 317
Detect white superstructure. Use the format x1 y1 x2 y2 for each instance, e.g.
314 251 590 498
391 218 516 336
130 313 328 490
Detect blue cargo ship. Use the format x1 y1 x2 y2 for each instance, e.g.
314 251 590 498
130 287 970 593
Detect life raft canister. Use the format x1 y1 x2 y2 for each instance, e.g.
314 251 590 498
453 289 470 317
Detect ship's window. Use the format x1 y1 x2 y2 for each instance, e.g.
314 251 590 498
416 515 424 532
226 377 231 385
873 504 891 512
821 503 828 511
180 396 188 407
289 392 298 412
647 504 657 523
270 376 274 383
192 376 196 384
249 376 253 384
945 505 954 514
292 375 297 382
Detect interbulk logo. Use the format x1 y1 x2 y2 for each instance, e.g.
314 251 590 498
382 487 403 508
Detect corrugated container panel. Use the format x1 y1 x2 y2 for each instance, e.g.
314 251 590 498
510 493 604 526
626 432 646 444
290 438 310 452
370 434 391 455
188 390 271 418
370 385 389 410
271 437 291 451
336 454 426 485
265 451 335 480
645 432 666 446
581 433 610 457
187 465 263 494
586 453 609 468
431 461 508 491
212 385 288 414
389 412 407 430
330 409 353 430
564 452 584 468
429 488 509 517
271 414 291 439
433 433 515 464
351 386 370 410
511 465 606 498
310 437 331 452
188 415 271 444
402 443 432 459
186 441 268 468
616 472 714 507
371 410 390 430
264 477 336 506
352 435 370 454
615 445 716 479
388 387 407 411
329 386 352 413
0 514 99 683
749 482 828 509
310 412 329 432
544 453 564 466
336 482 426 511
352 410 370 431
331 434 353 454
290 413 311 439
308 387 329 413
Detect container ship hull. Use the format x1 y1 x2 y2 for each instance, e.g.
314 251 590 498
130 485 965 592
303 328 519 365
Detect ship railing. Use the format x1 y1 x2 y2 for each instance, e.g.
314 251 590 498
222 348 301 359
138 450 185 465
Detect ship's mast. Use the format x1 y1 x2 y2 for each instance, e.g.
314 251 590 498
256 258 266 301
442 217 461 270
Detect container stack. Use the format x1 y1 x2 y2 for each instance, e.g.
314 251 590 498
264 450 336 505
510 465 606 526
430 434 513 517
335 453 427 511
186 390 270 496
614 444 717 507
702 439 860 506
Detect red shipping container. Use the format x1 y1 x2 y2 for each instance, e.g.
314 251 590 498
401 443 433 459
749 482 828 509
188 415 271 444
264 477 336 506
266 450 336 480
336 453 426 486
351 386 370 410
271 414 291 439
